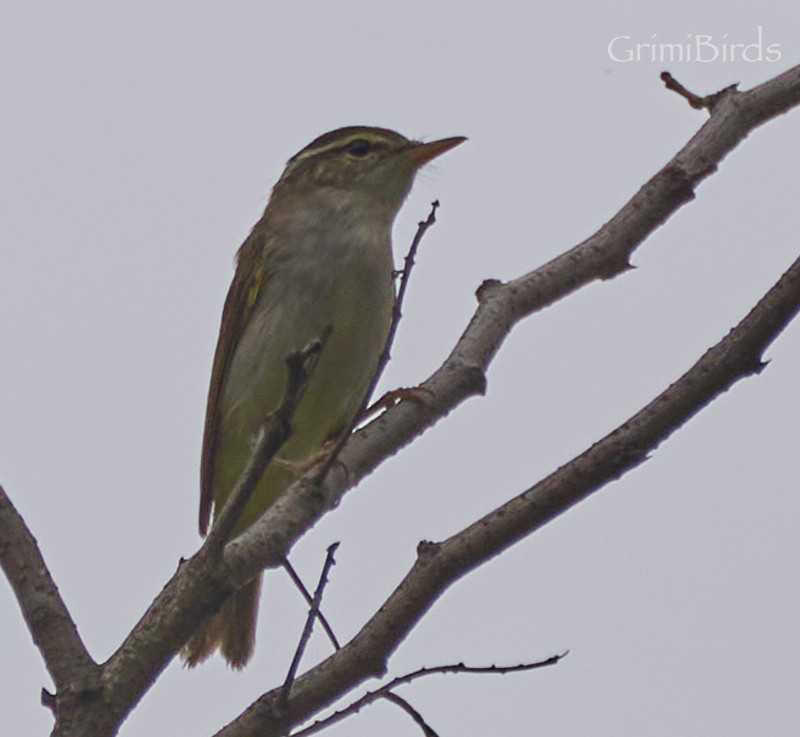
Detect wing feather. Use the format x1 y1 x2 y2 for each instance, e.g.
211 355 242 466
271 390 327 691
199 220 269 535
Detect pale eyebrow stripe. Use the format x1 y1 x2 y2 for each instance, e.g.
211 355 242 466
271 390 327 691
290 131 394 164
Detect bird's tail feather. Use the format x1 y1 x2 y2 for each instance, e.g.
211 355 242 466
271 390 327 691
181 575 261 669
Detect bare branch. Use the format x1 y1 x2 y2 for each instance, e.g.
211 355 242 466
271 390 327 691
0 485 95 690
384 200 441 372
282 542 340 700
660 71 738 111
281 559 341 651
291 655 565 737
381 694 439 737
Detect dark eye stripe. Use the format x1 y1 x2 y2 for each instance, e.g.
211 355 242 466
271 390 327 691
345 138 371 157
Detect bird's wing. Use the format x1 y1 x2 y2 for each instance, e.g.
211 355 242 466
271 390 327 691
199 220 269 535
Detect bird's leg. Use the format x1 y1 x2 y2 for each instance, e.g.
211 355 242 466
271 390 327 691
273 439 339 475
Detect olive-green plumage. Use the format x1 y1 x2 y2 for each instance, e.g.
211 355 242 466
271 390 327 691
181 126 465 668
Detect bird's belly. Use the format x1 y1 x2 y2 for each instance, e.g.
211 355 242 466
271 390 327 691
214 250 393 529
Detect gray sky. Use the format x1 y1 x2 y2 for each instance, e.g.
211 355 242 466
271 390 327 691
2 3 799 736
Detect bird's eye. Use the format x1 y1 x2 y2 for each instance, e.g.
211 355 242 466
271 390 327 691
346 139 371 157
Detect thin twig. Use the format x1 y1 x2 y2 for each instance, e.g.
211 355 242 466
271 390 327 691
282 558 341 650
289 654 566 737
282 543 341 701
661 71 738 111
204 333 329 556
384 200 441 375
383 692 440 737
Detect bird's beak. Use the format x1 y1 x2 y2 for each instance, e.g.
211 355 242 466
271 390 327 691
408 136 467 167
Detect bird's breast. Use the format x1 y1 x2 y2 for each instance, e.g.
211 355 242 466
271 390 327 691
220 232 394 462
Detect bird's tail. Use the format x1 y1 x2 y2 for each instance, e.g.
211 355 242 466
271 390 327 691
181 575 262 669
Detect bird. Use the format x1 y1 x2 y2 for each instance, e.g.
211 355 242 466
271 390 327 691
181 125 465 668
